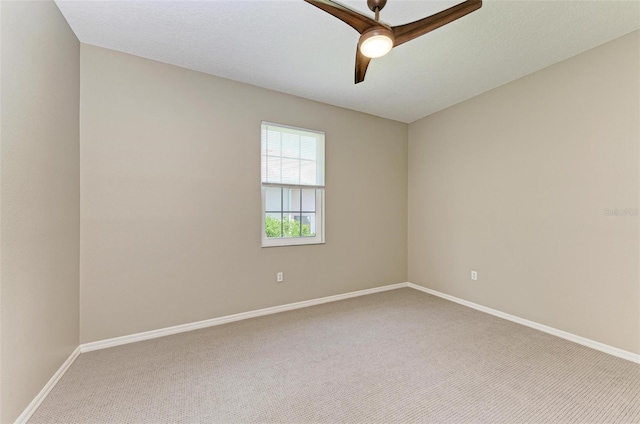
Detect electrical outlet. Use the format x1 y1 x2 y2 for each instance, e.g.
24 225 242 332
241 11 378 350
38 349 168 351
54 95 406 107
471 271 478 281
277 272 284 283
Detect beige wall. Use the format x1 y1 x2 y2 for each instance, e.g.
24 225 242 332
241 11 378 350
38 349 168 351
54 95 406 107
2 11 635 419
0 1 80 422
79 45 408 343
408 31 640 354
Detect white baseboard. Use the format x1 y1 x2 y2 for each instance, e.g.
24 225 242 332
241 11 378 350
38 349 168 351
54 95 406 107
16 283 408 422
407 283 640 364
14 346 81 424
81 281 639 364
80 282 410 353
16 280 639 423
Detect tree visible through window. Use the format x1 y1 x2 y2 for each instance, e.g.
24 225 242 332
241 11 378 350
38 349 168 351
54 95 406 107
261 122 325 247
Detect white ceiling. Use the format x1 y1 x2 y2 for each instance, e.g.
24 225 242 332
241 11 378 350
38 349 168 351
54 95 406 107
55 0 639 123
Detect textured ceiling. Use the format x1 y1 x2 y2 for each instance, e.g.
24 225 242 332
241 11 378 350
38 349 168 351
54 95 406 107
55 0 639 123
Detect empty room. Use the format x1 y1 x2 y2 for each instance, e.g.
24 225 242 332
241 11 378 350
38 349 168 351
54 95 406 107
1 0 639 423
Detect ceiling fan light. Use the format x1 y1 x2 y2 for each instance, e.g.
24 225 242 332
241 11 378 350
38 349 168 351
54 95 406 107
359 28 394 59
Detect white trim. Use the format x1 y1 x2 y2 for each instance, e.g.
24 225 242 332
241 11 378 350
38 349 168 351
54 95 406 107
261 235 324 248
80 281 640 363
18 281 639 423
80 282 409 353
261 182 325 190
14 346 81 424
261 120 324 136
407 283 640 364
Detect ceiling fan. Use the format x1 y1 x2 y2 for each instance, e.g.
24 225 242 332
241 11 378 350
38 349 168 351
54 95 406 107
303 0 482 83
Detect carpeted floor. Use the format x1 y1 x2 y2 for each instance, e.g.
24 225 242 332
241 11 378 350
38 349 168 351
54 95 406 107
30 288 640 423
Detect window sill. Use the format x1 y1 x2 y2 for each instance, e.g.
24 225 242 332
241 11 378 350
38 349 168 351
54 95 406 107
261 239 325 248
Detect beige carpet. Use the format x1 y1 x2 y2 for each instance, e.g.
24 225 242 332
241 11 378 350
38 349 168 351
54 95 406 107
30 288 640 423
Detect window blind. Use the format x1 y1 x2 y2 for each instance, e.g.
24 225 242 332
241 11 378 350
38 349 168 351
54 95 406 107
261 122 325 187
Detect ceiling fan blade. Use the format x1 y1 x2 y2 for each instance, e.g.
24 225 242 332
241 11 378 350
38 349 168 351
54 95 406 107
304 0 379 34
355 47 372 84
392 0 482 47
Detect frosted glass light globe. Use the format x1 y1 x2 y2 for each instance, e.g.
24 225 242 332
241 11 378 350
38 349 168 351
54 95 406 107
360 35 393 58
359 28 395 59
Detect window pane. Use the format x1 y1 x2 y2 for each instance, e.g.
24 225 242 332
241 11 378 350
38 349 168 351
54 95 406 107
266 156 281 183
281 158 300 184
301 189 315 212
300 160 317 185
300 136 316 160
301 213 316 237
261 122 324 247
281 132 300 159
265 213 282 238
266 130 281 156
282 214 302 238
282 188 301 212
265 187 281 212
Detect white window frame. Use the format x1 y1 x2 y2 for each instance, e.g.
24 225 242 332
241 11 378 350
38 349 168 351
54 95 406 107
261 122 325 248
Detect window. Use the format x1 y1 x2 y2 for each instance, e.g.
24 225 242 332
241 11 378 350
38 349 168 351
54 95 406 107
261 122 325 247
